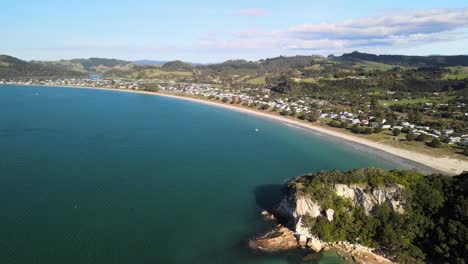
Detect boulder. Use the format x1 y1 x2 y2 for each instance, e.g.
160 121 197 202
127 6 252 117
249 226 298 252
326 208 334 222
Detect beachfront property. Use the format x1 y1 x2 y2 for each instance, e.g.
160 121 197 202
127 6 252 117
2 77 465 148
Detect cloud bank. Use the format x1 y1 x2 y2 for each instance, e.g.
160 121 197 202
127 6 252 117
210 8 468 54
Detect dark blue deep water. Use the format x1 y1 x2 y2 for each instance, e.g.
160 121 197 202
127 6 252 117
0 85 404 263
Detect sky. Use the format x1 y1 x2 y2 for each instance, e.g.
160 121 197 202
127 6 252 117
1 0 468 62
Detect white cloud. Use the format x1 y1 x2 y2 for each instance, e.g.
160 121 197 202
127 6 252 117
209 8 468 53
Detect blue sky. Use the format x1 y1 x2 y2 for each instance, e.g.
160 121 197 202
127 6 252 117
1 0 468 62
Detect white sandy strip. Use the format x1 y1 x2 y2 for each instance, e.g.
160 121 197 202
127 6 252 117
15 85 468 175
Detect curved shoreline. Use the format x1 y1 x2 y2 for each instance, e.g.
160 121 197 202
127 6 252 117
4 84 467 175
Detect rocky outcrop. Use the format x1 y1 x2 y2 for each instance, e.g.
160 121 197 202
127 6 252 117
250 181 401 264
325 242 394 264
334 184 405 214
249 225 297 252
277 194 321 219
276 192 325 251
325 209 334 222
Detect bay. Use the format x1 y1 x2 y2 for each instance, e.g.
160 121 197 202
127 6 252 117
0 85 404 263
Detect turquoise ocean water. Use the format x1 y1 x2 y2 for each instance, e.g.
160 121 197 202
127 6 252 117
0 85 407 263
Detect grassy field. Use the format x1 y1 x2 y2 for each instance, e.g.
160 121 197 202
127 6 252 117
380 95 455 106
246 76 266 85
381 98 432 106
291 77 317 83
443 73 468 80
304 64 323 70
354 60 398 71
443 66 468 80
140 69 193 78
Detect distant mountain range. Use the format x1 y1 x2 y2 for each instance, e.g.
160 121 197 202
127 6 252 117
1 52 468 80
334 51 468 67
133 60 169 66
133 60 207 66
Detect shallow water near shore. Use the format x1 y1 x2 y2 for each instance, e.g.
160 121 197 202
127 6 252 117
0 85 408 263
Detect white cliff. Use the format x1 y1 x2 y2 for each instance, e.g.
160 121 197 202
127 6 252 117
334 184 405 214
272 183 405 252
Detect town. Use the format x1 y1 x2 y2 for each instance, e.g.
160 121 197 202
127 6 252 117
2 77 467 152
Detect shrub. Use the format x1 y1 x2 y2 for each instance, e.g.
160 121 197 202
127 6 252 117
406 132 416 141
307 114 318 122
393 128 401 136
351 125 363 134
427 138 441 148
364 127 374 134
373 127 383 133
416 134 428 142
339 122 349 129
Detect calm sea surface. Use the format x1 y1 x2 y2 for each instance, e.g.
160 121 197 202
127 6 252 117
0 85 403 263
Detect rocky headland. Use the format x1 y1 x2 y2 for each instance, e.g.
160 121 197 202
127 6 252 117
250 183 399 263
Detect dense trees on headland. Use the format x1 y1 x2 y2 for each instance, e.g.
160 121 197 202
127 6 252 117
291 168 467 263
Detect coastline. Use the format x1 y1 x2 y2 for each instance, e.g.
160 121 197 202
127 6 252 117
4 83 467 175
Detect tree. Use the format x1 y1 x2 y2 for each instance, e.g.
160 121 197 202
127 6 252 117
393 128 401 136
364 127 374 134
416 134 428 142
260 104 269 110
297 112 306 120
406 132 416 141
351 124 363 134
141 83 160 92
373 127 383 133
427 138 441 148
307 113 318 122
339 122 349 129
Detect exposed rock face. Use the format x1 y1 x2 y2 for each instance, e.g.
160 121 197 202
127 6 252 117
249 225 297 252
250 182 401 264
276 193 326 251
277 195 321 219
325 209 334 222
334 184 405 214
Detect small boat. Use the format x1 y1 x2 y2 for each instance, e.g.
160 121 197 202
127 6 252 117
255 128 259 132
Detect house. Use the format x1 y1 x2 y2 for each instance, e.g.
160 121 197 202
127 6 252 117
382 125 391 129
351 119 361 125
369 122 380 128
447 137 461 144
443 129 454 135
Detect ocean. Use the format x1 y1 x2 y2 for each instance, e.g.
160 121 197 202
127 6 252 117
0 85 404 263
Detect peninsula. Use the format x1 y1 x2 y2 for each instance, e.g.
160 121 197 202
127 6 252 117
250 168 467 264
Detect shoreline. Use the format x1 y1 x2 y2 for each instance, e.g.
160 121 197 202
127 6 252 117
4 83 467 175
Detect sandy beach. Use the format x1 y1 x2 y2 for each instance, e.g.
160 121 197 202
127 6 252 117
8 84 468 175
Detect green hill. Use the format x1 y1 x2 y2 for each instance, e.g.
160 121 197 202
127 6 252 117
336 51 468 67
161 60 193 71
0 55 87 78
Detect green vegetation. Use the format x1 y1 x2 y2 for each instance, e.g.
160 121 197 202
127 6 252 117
2 52 467 150
161 60 193 71
336 51 468 67
140 83 160 92
292 168 467 263
0 55 87 78
246 76 267 85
